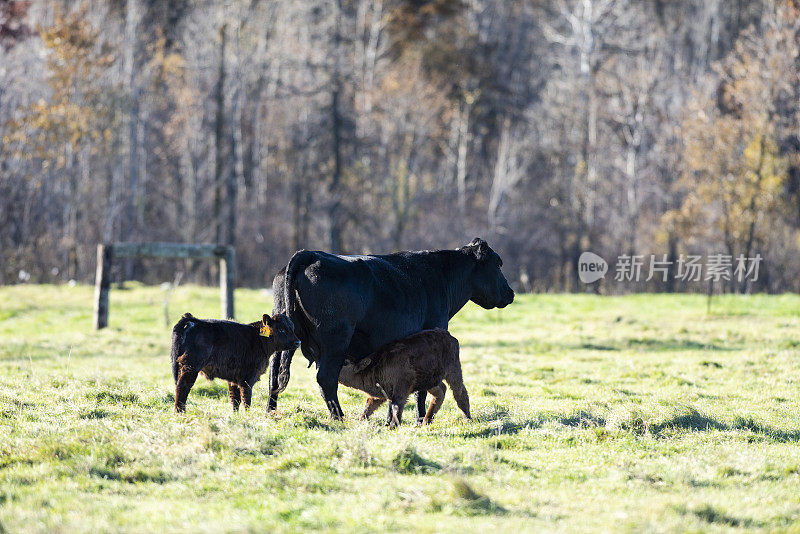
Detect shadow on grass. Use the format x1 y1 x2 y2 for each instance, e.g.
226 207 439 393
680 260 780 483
445 478 506 516
632 337 735 351
451 335 734 354
0 399 36 418
391 445 440 474
460 404 536 437
464 337 737 354
576 338 735 352
464 410 606 438
608 405 800 442
728 417 800 443
461 420 527 438
463 406 800 443
190 383 228 399
86 389 139 404
577 343 618 351
673 504 763 528
89 465 172 484
554 410 607 428
80 408 111 419
288 409 340 431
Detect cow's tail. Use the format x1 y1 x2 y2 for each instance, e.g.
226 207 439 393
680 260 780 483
276 250 317 392
170 312 195 383
283 249 316 318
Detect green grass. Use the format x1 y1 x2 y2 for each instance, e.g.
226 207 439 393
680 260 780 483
1 284 799 532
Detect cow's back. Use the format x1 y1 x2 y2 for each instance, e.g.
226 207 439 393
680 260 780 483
292 251 444 361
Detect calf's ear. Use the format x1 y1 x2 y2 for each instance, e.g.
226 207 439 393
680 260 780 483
260 315 273 337
352 357 371 373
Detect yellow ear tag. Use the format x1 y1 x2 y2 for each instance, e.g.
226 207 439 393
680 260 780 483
259 324 272 337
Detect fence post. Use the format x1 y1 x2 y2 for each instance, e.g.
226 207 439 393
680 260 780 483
93 242 235 326
220 247 235 320
93 244 113 329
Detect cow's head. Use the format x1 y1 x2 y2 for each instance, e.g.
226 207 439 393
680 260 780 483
461 238 515 309
261 313 301 351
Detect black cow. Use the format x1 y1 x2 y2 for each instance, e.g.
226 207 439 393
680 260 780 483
268 238 514 420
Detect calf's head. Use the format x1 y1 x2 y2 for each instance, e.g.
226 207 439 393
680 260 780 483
461 238 515 309
260 313 301 351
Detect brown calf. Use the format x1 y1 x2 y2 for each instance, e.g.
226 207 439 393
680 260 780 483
338 329 471 427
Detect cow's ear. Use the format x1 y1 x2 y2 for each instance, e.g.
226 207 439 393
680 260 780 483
468 238 488 261
262 314 270 325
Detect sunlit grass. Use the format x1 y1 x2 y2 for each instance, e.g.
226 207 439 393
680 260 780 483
1 284 799 531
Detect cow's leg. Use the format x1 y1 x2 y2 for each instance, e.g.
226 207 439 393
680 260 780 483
317 354 346 420
315 325 353 420
422 382 447 425
268 348 295 412
228 383 241 411
414 390 428 424
360 396 386 420
267 352 281 412
240 382 253 410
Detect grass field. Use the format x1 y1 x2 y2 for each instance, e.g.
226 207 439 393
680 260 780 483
1 284 799 532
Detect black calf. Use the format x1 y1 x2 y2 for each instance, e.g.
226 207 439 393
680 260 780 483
170 312 300 412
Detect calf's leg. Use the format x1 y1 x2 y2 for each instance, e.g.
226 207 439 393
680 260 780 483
360 396 386 420
240 382 253 410
174 365 199 413
422 382 447 425
228 383 241 411
174 345 213 413
414 390 428 424
445 366 471 420
387 393 410 429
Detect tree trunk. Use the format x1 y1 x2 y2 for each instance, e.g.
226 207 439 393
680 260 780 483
292 177 303 252
666 233 677 293
456 97 472 222
124 0 142 282
488 116 515 235
227 78 240 248
214 23 227 247
741 136 765 294
329 82 343 253
328 0 345 253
